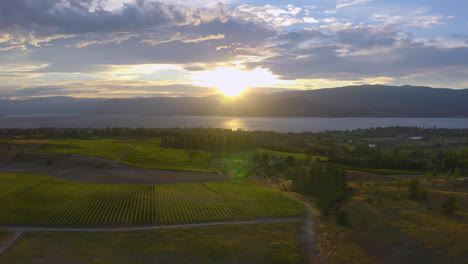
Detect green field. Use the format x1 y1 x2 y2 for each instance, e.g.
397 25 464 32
0 173 304 226
0 223 305 264
121 139 214 172
36 138 215 172
257 148 328 162
35 139 129 160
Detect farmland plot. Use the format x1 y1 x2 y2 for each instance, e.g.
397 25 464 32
0 173 304 226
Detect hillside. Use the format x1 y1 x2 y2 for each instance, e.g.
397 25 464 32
1 85 467 117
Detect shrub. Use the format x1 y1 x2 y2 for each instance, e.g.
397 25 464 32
408 179 427 201
442 195 458 215
336 211 350 226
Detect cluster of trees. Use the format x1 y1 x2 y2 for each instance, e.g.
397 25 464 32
160 128 307 152
290 164 347 212
0 127 309 153
0 127 171 139
316 126 468 138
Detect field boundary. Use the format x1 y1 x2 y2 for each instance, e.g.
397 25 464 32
1 217 304 233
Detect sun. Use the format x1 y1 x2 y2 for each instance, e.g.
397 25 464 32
193 67 279 97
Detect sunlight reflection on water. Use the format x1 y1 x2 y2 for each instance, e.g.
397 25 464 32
0 115 467 132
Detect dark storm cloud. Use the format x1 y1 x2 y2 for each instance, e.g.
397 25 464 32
0 0 185 35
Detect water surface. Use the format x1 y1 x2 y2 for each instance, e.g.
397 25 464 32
0 115 467 133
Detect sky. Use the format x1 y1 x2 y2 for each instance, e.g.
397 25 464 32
0 0 467 98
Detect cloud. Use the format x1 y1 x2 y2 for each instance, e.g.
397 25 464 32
24 19 275 68
335 25 397 49
10 83 219 98
371 7 445 29
141 33 225 46
0 0 230 48
249 25 468 84
336 0 372 9
234 4 319 27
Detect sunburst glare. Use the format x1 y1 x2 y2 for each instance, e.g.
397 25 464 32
192 67 279 97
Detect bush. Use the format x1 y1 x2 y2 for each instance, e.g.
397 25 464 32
336 211 350 226
409 179 428 201
442 195 458 215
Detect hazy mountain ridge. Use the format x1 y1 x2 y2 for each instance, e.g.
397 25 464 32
1 85 467 117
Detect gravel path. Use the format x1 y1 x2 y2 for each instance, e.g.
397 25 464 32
0 217 304 255
0 217 304 233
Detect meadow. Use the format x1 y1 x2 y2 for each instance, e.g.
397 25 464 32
35 138 215 172
0 223 306 264
0 173 304 226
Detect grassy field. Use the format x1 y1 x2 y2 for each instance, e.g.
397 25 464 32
0 223 306 264
0 173 304 226
35 139 129 160
317 176 468 264
257 148 329 162
35 138 215 172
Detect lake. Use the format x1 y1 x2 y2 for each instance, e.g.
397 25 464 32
0 115 467 133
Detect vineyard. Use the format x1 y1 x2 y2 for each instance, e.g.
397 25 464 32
0 223 306 263
35 138 215 172
0 173 304 226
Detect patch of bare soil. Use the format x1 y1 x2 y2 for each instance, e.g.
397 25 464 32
0 153 229 184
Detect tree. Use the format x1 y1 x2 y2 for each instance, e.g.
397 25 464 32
442 156 458 172
285 155 296 167
453 167 462 178
336 211 350 226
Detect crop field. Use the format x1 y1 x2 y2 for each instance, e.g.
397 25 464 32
35 138 215 172
257 148 328 162
0 173 304 226
121 139 214 172
35 139 130 160
0 223 306 264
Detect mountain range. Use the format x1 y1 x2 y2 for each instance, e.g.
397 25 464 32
1 85 467 117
